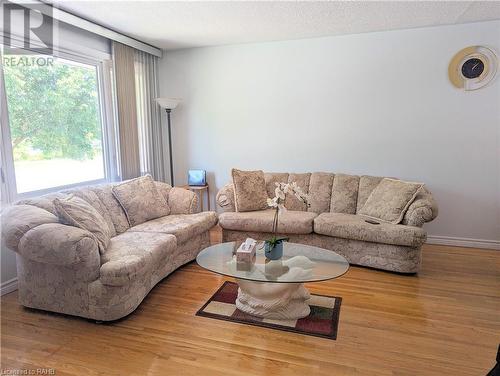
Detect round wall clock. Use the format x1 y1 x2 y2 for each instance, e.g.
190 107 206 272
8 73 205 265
448 46 498 91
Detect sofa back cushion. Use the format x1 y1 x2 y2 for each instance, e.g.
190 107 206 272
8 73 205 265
271 172 393 215
284 173 311 211
14 179 172 236
330 174 360 214
356 175 384 212
92 184 131 234
54 195 111 253
307 172 334 213
154 181 172 203
112 175 170 226
264 173 289 198
230 171 409 217
358 178 424 224
62 187 117 237
16 187 119 236
232 169 269 212
16 192 68 216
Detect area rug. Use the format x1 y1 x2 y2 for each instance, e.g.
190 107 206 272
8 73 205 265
196 281 342 340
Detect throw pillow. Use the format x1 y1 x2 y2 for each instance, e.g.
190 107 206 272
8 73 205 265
358 178 424 224
231 168 268 212
112 175 170 226
54 195 112 254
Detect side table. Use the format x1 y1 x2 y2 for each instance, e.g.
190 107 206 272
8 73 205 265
181 184 210 211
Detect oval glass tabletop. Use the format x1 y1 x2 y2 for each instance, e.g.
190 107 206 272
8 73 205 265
196 242 349 283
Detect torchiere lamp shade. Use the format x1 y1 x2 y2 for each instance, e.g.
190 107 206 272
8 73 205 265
156 97 182 109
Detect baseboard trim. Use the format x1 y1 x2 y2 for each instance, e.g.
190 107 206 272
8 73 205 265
426 235 500 250
1 277 18 296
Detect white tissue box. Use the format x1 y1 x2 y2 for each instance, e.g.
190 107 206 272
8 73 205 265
236 240 256 264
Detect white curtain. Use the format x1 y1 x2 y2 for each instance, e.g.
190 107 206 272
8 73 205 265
134 50 167 182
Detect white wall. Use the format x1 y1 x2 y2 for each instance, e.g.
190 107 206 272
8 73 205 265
1 212 17 289
1 239 17 288
160 21 500 245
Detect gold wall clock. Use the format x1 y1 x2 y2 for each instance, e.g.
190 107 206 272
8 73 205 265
449 46 498 91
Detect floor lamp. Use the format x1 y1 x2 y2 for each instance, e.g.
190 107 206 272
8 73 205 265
156 97 182 186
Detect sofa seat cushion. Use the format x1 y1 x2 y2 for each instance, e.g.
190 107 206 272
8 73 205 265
127 212 218 244
100 232 176 286
314 213 426 248
219 209 317 234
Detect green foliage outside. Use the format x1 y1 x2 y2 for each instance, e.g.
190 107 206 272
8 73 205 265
4 57 102 161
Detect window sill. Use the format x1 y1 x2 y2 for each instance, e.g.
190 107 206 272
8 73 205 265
14 178 110 201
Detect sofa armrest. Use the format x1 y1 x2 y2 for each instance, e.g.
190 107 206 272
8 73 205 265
2 204 59 251
402 189 438 227
19 223 99 266
168 187 199 214
2 204 99 266
216 183 235 212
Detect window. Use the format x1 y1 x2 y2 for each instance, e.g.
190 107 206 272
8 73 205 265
1 52 116 199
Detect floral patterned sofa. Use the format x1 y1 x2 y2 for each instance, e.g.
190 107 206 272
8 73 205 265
216 172 438 273
2 178 217 321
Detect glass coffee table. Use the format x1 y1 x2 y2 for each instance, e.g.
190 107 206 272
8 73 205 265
196 242 349 320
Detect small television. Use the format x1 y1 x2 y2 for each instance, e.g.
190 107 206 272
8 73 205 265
188 170 206 186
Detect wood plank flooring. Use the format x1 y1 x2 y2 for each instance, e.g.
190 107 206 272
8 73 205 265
1 227 499 375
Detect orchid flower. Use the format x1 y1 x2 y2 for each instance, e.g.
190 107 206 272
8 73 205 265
267 181 309 236
274 187 286 201
267 197 278 208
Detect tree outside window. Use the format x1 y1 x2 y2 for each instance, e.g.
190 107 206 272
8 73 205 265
3 55 105 193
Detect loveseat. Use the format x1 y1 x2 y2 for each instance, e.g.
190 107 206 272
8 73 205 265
2 177 217 321
216 172 438 273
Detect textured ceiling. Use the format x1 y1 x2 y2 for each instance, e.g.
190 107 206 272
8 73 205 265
50 1 500 50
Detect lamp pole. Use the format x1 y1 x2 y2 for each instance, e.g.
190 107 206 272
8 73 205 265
166 108 174 186
156 97 181 186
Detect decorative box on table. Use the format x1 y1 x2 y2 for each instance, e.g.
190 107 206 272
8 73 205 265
235 239 256 270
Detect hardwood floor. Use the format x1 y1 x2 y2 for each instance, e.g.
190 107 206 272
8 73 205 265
1 227 499 375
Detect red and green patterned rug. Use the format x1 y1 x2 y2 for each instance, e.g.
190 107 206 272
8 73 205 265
196 281 342 340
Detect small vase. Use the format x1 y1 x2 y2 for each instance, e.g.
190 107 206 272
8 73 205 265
265 240 284 260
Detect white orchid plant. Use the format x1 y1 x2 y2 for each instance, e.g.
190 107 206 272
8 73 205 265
265 182 309 250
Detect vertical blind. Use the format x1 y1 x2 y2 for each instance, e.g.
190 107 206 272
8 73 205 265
134 50 167 182
106 42 168 183
112 42 141 180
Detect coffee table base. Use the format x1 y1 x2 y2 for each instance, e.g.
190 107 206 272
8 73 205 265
235 279 311 319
